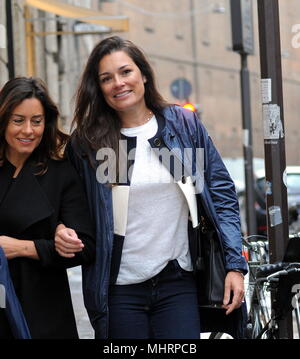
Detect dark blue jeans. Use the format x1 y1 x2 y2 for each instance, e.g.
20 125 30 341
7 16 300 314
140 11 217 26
108 260 200 339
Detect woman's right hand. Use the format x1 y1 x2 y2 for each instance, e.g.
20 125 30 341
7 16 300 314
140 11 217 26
55 224 84 258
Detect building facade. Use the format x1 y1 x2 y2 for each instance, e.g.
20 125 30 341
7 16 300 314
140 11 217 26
0 0 300 163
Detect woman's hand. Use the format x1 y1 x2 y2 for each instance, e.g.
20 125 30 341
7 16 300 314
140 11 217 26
55 224 84 258
222 271 245 315
0 235 38 260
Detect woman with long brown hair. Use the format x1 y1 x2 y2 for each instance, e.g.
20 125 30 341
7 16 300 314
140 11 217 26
0 77 95 338
57 36 247 339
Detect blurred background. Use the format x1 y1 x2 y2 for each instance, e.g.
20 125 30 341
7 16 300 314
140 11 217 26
1 0 300 164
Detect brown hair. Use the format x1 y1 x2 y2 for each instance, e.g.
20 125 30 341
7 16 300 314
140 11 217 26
0 77 69 173
72 36 168 162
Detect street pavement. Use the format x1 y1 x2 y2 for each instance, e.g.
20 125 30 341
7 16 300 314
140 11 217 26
67 266 94 339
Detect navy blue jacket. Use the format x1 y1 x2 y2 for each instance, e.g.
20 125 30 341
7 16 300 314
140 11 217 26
0 247 31 339
67 105 248 338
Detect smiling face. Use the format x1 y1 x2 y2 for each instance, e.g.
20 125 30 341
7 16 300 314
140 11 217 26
98 50 147 116
5 97 45 167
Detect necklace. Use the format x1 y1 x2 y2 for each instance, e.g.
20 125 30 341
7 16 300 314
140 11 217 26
142 110 153 125
121 110 153 128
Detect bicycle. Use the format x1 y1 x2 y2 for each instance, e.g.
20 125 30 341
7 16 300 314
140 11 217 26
244 234 300 339
206 235 268 339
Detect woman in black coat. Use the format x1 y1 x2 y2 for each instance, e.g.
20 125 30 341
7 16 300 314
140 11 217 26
0 77 95 339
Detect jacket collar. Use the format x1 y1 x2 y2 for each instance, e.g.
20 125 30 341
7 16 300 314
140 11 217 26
0 160 16 206
117 108 187 183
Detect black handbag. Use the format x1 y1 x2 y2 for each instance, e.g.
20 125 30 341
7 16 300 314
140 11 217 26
195 215 226 308
192 215 247 338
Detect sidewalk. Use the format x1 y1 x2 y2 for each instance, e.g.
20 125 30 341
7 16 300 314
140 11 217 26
68 266 94 339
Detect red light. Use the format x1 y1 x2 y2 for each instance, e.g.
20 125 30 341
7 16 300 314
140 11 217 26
183 103 196 112
242 248 249 262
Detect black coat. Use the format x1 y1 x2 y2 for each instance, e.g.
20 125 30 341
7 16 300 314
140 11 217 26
0 158 95 339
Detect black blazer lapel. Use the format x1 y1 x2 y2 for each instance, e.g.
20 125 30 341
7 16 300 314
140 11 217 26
0 161 54 235
0 161 16 206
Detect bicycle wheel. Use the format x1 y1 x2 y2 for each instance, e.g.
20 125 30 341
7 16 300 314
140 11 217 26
208 332 233 339
292 292 300 339
247 282 272 339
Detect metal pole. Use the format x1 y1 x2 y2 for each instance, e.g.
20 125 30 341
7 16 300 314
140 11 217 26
6 0 15 79
240 52 257 236
190 0 200 101
257 0 292 338
230 0 256 237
